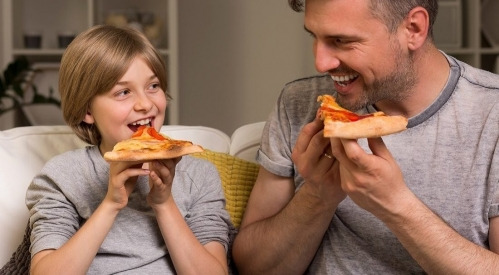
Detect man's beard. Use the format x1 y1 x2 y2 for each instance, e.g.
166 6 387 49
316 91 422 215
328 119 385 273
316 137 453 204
337 43 417 111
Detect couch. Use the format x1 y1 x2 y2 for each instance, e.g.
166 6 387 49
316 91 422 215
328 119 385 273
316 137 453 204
0 122 265 271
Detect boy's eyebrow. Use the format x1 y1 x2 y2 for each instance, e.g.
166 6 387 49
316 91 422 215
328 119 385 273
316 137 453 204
115 75 158 86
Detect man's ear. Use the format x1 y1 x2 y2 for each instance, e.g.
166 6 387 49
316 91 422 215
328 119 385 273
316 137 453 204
403 6 430 50
83 110 95 124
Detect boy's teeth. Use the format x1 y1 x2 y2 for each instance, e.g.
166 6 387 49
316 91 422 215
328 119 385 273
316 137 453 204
132 119 151 126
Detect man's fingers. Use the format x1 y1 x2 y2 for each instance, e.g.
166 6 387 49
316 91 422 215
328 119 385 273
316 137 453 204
331 138 367 171
367 137 390 160
330 137 347 162
294 118 325 154
333 138 391 171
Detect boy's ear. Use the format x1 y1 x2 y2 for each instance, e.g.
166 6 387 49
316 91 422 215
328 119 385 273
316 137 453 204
83 110 95 124
404 6 430 50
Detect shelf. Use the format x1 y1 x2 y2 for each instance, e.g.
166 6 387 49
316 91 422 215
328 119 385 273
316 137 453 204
440 47 499 55
431 0 499 73
12 48 171 56
12 49 66 56
1 0 179 125
439 48 476 55
479 48 499 54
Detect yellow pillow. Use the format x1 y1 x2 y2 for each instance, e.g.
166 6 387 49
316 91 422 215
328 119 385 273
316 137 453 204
193 150 259 228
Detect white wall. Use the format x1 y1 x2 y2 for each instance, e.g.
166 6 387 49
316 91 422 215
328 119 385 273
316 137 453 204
178 1 316 135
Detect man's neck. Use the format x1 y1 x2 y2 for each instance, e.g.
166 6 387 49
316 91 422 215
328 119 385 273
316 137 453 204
375 47 450 118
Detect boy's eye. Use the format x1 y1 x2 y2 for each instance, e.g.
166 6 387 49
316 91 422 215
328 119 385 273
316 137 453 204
148 83 161 91
115 89 131 97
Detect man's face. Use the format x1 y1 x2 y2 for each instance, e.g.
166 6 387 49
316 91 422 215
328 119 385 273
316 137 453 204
304 0 416 111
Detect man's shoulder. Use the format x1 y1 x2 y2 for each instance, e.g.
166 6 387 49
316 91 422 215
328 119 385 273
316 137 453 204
283 74 334 92
279 74 336 103
454 58 499 92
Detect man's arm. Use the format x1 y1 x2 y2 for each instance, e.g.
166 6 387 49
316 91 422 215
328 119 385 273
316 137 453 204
385 194 499 274
490 217 499 253
331 137 499 274
232 118 344 275
232 168 337 275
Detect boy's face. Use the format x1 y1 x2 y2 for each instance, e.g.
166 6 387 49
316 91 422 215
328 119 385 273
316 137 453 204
84 56 167 154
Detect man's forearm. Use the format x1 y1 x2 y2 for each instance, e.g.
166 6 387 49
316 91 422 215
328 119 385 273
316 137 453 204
233 182 337 275
384 194 499 274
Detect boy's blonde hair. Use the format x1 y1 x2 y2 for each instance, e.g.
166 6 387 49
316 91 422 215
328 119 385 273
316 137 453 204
59 25 169 145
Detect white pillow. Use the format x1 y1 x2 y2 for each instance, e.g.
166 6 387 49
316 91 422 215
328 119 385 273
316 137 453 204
0 125 86 266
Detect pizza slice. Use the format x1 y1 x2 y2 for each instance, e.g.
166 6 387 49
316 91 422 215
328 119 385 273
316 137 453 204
318 94 408 139
104 126 204 162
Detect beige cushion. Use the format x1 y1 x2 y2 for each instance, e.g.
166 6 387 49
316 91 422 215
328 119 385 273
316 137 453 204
193 150 258 228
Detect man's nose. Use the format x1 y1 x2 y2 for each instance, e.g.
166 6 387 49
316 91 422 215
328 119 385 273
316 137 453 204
314 42 340 73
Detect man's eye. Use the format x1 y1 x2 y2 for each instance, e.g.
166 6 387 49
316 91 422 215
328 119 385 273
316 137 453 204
335 38 346 44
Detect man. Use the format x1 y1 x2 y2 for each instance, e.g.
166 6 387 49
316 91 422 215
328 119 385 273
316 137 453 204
232 0 499 274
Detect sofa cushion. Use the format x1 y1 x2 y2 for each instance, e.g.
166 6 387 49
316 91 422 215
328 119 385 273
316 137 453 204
0 126 87 266
229 121 265 163
193 150 259 228
0 222 30 275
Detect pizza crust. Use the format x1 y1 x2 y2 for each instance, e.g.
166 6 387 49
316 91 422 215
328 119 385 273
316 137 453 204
323 115 408 139
104 143 203 162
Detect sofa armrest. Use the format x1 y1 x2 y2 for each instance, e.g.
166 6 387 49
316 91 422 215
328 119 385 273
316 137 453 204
230 121 265 163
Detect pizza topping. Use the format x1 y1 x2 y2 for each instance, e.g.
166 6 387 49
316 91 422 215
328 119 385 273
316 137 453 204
113 126 179 152
132 125 167 140
318 94 384 122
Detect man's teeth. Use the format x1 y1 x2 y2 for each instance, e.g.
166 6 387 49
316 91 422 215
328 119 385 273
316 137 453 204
331 74 359 86
131 119 151 126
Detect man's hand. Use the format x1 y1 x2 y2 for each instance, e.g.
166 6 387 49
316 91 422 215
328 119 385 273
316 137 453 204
330 137 412 220
292 117 345 206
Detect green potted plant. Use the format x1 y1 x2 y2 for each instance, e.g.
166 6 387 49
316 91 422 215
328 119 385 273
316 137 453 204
0 56 61 127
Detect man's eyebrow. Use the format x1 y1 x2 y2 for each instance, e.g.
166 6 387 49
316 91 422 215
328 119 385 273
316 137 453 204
304 25 314 35
304 26 360 41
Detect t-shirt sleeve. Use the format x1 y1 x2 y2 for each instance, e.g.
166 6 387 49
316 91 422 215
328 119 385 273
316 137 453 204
175 159 233 252
257 94 295 178
489 139 499 218
26 162 81 257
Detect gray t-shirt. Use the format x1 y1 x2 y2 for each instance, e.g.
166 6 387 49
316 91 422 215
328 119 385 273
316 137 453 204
257 54 499 274
26 145 233 274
